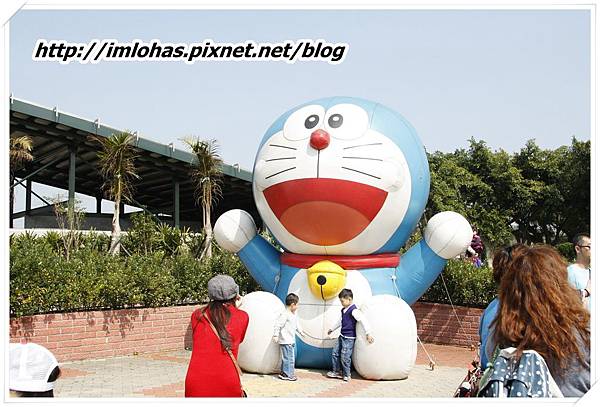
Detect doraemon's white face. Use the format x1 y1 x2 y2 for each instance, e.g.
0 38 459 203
253 103 412 255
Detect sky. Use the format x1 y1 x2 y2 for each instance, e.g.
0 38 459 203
8 8 591 222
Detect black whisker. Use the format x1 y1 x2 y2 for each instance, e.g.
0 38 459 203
265 157 296 162
341 167 381 179
269 144 297 150
265 167 296 179
342 156 383 161
343 143 383 150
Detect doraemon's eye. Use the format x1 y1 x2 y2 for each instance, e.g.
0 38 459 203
328 114 343 128
283 105 325 141
324 104 368 140
305 114 319 129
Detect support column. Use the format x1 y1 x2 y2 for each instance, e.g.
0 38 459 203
96 196 102 214
68 145 77 215
173 180 180 228
25 180 32 212
119 202 125 216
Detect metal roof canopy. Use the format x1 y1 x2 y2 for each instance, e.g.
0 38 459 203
9 96 259 229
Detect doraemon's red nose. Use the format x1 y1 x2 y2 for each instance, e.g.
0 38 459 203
310 129 330 150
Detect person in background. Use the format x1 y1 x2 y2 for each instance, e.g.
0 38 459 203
567 234 591 311
489 245 590 397
185 275 249 397
9 342 61 397
478 244 526 368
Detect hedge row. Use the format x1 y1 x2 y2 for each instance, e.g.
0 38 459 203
9 233 259 317
421 259 496 308
10 231 497 317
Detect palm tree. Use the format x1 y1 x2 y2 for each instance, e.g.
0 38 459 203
9 135 34 227
93 131 139 255
184 138 223 259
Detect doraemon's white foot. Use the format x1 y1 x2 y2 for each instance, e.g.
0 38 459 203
214 209 257 253
353 295 417 380
237 291 284 374
424 211 472 259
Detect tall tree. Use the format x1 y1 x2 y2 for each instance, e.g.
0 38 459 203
9 135 34 227
184 138 223 259
93 132 139 255
513 138 590 244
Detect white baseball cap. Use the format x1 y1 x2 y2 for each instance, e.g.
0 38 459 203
9 342 59 392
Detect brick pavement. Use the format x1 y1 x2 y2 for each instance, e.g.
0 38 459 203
53 343 477 398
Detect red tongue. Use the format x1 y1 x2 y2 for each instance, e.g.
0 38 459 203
263 178 387 246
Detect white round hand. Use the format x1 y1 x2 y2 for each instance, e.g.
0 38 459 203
214 209 257 253
424 211 472 259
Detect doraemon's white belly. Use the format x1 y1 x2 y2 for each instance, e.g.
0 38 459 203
287 269 372 348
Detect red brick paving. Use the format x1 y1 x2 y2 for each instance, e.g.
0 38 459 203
139 352 188 364
313 376 374 397
60 367 92 378
134 382 184 397
416 343 477 368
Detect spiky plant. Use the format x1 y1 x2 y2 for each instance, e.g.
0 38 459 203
93 131 139 255
184 138 223 259
9 135 34 227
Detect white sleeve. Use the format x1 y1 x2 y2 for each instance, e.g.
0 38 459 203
273 312 286 337
352 309 372 336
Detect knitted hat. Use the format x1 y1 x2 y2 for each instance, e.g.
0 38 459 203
207 275 239 301
9 342 59 392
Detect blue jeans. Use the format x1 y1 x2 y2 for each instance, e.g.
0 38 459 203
331 336 355 378
280 344 296 378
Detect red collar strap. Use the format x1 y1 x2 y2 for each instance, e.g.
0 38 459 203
280 252 400 270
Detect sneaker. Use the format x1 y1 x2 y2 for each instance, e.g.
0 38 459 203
326 371 343 379
278 374 297 381
343 376 350 382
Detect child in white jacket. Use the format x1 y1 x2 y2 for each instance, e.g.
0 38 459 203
273 293 305 381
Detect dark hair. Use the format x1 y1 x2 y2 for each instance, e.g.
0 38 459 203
285 293 299 306
199 298 236 351
493 245 590 375
491 244 526 285
573 233 590 247
15 366 61 398
338 288 353 299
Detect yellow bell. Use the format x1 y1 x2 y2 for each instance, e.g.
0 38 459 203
307 260 347 300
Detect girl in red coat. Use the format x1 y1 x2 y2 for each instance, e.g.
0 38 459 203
185 275 249 397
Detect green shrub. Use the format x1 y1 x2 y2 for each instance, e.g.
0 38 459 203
421 259 497 308
555 242 576 263
10 233 260 317
12 226 493 316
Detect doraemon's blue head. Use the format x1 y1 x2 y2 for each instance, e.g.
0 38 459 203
252 96 430 255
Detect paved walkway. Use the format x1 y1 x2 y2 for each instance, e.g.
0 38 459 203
55 344 476 398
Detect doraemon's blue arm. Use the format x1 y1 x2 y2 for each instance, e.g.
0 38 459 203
395 211 473 305
213 209 281 292
238 235 281 292
396 239 446 305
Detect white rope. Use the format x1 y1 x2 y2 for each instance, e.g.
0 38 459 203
439 272 477 349
391 271 436 369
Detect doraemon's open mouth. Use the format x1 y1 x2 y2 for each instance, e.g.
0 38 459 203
263 178 387 246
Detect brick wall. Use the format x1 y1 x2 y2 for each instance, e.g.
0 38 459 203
9 305 197 362
413 302 483 348
10 302 484 362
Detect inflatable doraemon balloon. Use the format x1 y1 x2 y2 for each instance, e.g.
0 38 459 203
214 97 472 380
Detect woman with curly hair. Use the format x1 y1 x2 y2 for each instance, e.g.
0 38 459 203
488 245 590 397
478 243 526 368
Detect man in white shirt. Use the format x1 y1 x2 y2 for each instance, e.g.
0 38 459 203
567 234 591 311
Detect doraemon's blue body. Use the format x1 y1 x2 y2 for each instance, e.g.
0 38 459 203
214 97 472 373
